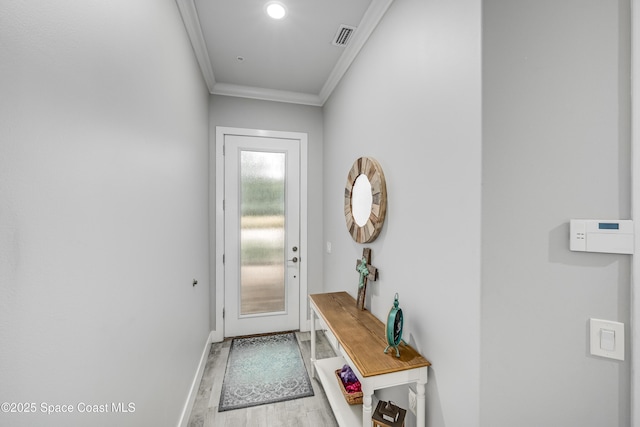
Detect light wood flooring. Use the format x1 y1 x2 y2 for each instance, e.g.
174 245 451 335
187 331 339 427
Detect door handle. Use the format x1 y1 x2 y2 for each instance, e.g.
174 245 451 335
287 257 299 263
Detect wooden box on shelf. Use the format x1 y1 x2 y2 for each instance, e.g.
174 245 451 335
371 400 406 427
334 369 363 405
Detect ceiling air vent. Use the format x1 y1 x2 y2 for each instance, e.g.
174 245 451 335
332 25 356 47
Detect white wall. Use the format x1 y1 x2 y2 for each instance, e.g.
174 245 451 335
482 1 631 426
323 0 482 425
632 2 640 424
208 95 324 332
0 1 210 426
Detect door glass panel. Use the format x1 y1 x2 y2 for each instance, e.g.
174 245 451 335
240 150 286 315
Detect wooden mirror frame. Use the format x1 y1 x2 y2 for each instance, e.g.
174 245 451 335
344 157 387 243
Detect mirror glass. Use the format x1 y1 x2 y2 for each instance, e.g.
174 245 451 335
352 174 373 227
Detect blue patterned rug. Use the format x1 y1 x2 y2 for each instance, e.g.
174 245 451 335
218 332 314 412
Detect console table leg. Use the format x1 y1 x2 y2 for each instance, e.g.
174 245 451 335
362 386 374 427
417 381 426 427
310 310 316 379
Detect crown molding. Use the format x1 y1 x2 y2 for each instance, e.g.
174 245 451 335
176 0 394 106
212 83 323 106
318 0 395 104
175 0 216 92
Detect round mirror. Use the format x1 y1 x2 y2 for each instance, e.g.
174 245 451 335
344 157 387 243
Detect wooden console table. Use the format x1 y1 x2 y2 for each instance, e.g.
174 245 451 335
310 292 431 427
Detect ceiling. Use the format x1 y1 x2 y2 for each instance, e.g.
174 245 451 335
175 0 394 106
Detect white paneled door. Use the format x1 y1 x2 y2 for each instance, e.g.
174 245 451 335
223 133 301 337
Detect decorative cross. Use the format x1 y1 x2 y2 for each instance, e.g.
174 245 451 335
355 248 378 310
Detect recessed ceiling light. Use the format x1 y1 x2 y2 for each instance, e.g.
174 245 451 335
265 2 287 19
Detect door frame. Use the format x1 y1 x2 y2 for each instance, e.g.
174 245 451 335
211 127 308 341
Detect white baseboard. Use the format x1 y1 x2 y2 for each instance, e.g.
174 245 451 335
211 328 223 343
177 331 214 427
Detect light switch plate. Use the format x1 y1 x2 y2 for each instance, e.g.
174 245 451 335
600 329 615 351
590 318 624 361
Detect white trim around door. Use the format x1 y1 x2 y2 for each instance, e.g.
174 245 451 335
211 127 308 342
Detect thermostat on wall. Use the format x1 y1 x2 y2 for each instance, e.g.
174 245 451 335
570 219 634 254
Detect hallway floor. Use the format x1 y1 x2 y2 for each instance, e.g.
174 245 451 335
187 331 339 427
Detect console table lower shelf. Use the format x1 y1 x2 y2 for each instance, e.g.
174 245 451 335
310 292 431 427
314 356 362 426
